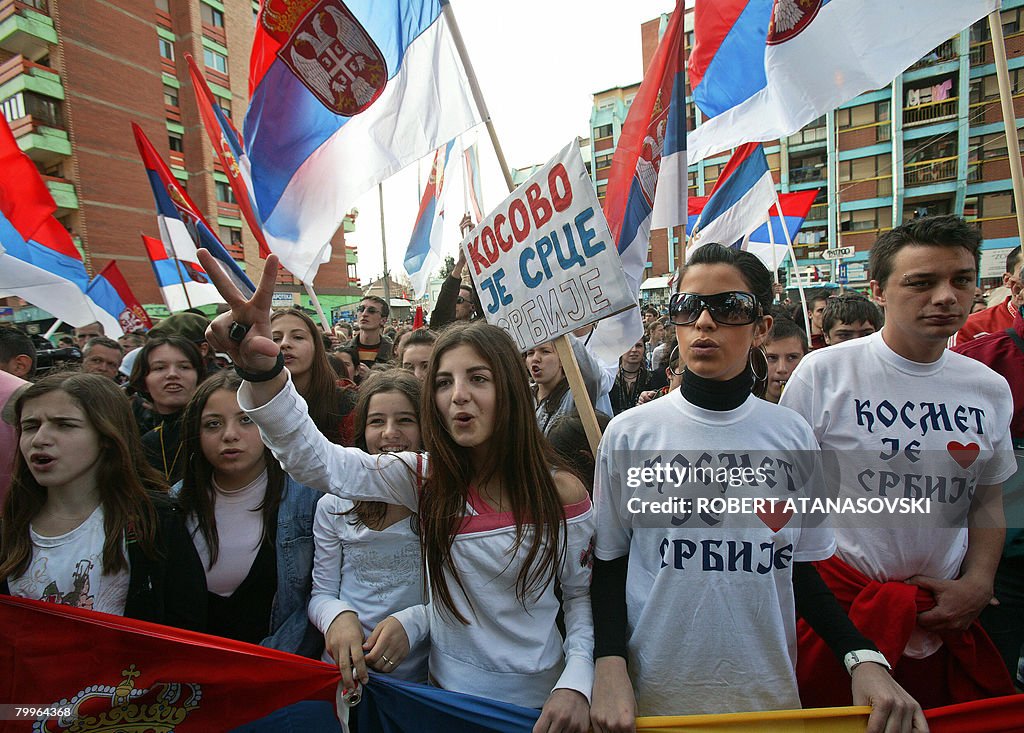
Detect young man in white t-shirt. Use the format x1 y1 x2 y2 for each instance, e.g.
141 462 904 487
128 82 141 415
781 215 1016 707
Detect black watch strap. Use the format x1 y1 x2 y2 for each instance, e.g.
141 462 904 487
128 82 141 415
234 352 286 383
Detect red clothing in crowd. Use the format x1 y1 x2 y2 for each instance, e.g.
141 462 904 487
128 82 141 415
950 296 1016 348
953 306 1024 440
797 555 1013 710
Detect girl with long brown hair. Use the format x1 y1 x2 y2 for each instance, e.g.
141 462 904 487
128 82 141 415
198 250 594 733
271 307 356 445
174 371 322 656
0 372 204 629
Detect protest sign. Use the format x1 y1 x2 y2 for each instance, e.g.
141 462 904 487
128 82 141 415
460 140 635 351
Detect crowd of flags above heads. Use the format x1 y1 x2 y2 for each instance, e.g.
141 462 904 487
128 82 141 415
0 0 1011 340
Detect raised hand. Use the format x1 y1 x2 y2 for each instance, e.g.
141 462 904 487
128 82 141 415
196 249 280 374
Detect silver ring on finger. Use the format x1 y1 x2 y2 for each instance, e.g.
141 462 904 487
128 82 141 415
381 655 393 667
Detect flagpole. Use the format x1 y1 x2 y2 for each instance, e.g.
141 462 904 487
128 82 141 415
442 0 602 456
43 319 63 340
769 191 812 336
987 11 1024 245
441 2 514 192
302 276 330 331
379 182 391 307
146 229 193 310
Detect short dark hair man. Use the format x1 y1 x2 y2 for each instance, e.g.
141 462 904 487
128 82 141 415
806 290 830 350
821 294 884 346
950 245 1022 347
0 327 35 379
782 216 1015 706
82 336 124 380
349 296 393 368
73 321 104 349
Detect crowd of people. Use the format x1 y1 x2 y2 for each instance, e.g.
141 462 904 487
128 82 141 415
0 213 1021 732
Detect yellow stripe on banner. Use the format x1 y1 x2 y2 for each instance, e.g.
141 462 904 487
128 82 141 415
636 705 872 732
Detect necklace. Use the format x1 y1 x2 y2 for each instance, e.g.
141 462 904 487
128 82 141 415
158 424 182 480
619 366 641 377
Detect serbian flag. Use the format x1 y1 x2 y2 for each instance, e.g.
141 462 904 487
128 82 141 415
185 54 271 259
685 143 776 259
463 141 485 223
86 261 153 334
686 0 997 164
687 187 819 271
0 113 115 329
404 140 456 298
0 595 338 732
143 233 224 311
244 0 481 284
588 0 686 366
132 123 255 299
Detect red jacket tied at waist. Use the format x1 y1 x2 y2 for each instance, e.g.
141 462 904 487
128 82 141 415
797 555 1013 709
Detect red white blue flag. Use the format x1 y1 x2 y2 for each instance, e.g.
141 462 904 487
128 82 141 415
244 0 480 284
589 0 686 365
142 234 224 312
403 140 456 298
186 54 271 260
0 113 116 330
686 143 776 259
132 123 255 303
687 0 997 164
85 261 153 334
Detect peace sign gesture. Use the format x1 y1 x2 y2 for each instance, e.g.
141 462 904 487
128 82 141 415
197 249 282 380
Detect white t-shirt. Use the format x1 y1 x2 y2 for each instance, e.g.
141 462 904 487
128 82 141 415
308 494 429 683
188 471 267 596
240 376 595 709
10 504 130 616
594 390 835 716
780 330 1016 657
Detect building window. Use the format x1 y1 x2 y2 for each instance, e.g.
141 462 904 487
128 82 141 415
594 153 613 170
594 123 613 139
347 263 358 281
840 208 879 232
838 155 881 182
215 180 237 204
215 95 231 119
981 191 1015 218
597 98 614 111
159 38 174 61
163 85 179 107
155 0 169 10
1003 7 1022 35
204 48 228 74
0 92 63 128
200 2 225 27
168 132 184 152
219 225 242 245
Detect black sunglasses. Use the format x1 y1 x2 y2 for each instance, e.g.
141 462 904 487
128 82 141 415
456 296 468 304
669 291 761 326
356 305 380 314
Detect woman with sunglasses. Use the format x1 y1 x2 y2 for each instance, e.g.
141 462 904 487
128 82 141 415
590 244 926 733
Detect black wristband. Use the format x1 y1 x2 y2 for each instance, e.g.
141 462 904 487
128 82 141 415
234 352 286 383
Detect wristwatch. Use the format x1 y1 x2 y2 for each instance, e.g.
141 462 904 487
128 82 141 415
843 649 892 675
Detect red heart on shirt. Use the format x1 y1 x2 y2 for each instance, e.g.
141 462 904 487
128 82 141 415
757 503 793 533
947 441 980 469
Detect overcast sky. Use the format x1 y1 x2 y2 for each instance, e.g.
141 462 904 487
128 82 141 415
345 0 676 287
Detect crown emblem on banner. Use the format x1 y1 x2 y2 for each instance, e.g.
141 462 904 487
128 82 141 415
33 664 202 733
261 0 320 35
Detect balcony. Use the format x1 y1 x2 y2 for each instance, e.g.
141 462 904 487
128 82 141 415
789 165 826 184
43 175 77 213
6 112 68 165
903 97 958 126
908 38 958 71
904 156 958 187
0 0 55 61
0 54 61 99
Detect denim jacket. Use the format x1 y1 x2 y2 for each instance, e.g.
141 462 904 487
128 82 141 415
171 476 323 658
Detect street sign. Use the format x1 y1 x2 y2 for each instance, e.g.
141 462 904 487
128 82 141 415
837 263 849 284
822 246 855 260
